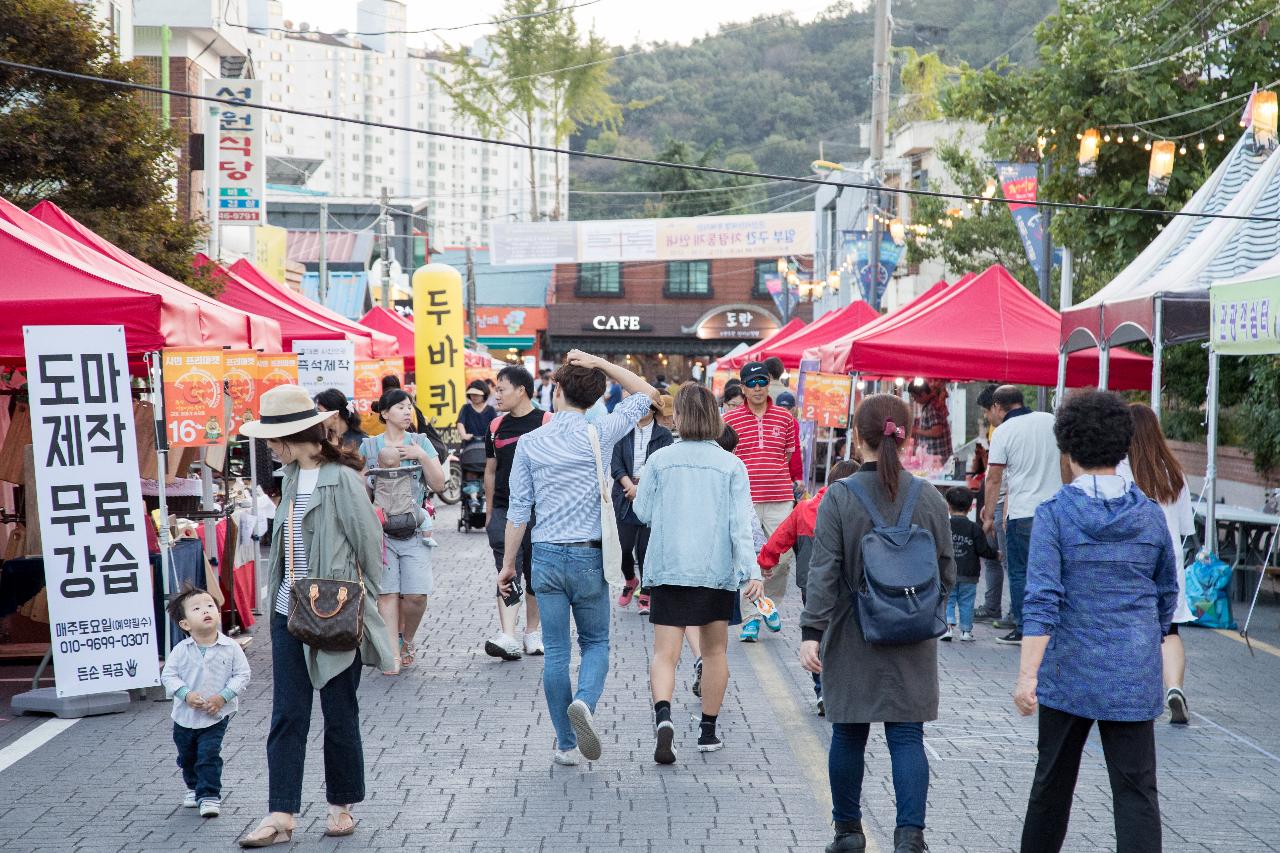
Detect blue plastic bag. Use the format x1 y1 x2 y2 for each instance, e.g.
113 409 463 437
1185 553 1236 630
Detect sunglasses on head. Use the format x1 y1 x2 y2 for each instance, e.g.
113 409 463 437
743 377 769 388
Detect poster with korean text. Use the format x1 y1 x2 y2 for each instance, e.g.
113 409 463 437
162 348 226 447
24 325 161 696
223 350 259 437
412 264 466 427
292 340 355 399
354 359 383 416
256 353 299 399
381 357 406 389
799 371 853 428
205 78 266 224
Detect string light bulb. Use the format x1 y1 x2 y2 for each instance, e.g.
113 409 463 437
1179 143 1188 155
1103 132 1111 142
1217 131 1226 142
1197 140 1205 151
1075 132 1083 140
1144 142 1152 151
1131 133 1139 143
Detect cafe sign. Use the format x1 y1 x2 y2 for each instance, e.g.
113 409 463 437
685 305 781 340
584 314 654 332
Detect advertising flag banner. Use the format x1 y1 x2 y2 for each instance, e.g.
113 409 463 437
995 162 1048 280
162 348 226 447
848 231 904 305
413 264 467 427
24 325 161 697
292 340 355 399
256 353 299 400
799 371 853 428
381 357 406 388
223 350 259 437
354 359 383 416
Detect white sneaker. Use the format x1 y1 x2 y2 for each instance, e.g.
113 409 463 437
199 798 221 818
182 790 198 808
959 630 975 642
484 633 522 661
553 747 581 766
941 626 954 642
523 629 544 656
567 699 603 761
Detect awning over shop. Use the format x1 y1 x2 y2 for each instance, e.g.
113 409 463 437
478 336 536 350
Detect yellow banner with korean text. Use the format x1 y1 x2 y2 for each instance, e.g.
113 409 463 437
412 265 466 428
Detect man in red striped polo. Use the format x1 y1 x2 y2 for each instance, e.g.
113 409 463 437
722 361 801 642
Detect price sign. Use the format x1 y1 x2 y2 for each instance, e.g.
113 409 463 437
162 348 226 447
224 350 258 437
354 359 383 416
798 371 853 429
256 353 299 399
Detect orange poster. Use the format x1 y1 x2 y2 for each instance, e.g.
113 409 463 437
799 371 853 429
224 350 259 437
354 359 382 415
381 357 405 388
162 348 226 447
257 353 299 399
712 369 731 397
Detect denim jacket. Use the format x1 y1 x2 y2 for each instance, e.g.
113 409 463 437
633 439 761 591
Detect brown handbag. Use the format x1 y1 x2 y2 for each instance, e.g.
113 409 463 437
284 498 365 652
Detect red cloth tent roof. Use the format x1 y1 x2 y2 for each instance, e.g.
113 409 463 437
359 306 416 370
197 254 378 359
229 258 397 357
830 264 1153 389
811 279 956 372
737 300 880 371
716 317 807 371
27 200 281 352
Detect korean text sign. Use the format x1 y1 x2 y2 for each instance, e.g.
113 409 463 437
224 350 259 437
205 78 266 224
256 353 299 399
24 326 161 697
162 348 226 447
799 371 853 428
412 264 466 427
292 340 355 399
1211 279 1280 356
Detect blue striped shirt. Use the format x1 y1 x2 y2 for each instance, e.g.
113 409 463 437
508 392 652 543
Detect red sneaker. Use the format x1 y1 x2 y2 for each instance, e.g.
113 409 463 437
637 593 651 615
616 577 639 608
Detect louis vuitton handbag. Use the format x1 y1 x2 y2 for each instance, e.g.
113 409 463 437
285 500 365 652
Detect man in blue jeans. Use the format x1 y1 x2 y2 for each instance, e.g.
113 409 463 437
500 350 657 766
982 385 1063 645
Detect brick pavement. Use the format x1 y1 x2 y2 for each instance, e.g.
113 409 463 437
0 503 1278 852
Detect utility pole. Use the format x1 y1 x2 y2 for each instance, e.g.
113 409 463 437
318 199 328 304
465 239 477 344
205 104 221 261
867 0 892 311
379 185 391 309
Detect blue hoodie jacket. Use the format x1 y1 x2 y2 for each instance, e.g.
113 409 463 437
1023 482 1178 721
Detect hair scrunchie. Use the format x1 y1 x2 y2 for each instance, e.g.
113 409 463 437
884 419 905 440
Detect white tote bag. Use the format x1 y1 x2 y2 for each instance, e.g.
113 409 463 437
586 424 625 590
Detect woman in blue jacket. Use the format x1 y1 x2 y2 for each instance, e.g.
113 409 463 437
634 384 762 764
1014 391 1177 853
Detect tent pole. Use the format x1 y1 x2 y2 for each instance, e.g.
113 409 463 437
146 352 173 655
1098 342 1111 390
1054 345 1068 411
844 375 858 461
1151 297 1164 421
1204 347 1219 543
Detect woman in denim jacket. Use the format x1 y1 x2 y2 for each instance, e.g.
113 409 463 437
634 385 763 764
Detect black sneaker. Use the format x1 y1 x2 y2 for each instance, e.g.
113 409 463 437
995 631 1023 645
654 720 677 764
696 731 723 753
1167 687 1189 725
691 657 703 698
972 607 1001 622
816 696 825 717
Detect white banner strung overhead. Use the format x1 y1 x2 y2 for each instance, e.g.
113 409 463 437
489 212 816 265
24 325 161 698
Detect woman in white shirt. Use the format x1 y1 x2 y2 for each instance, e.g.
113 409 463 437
1120 403 1196 725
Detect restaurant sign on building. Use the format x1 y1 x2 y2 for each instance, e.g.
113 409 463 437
685 305 780 340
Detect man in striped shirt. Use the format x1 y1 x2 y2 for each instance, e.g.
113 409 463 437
722 361 801 642
500 350 658 766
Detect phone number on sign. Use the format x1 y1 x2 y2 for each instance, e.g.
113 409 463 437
59 633 152 653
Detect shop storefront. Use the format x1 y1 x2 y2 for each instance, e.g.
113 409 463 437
475 305 547 365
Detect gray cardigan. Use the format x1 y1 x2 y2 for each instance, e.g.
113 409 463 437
800 466 957 724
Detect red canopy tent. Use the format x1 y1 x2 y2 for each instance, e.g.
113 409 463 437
715 317 807 371
811 278 955 373
829 264 1153 388
738 300 880 371
197 254 379 359
27 200 282 351
229 258 397 357
359 306 416 369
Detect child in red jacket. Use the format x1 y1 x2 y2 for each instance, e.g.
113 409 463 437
759 458 859 714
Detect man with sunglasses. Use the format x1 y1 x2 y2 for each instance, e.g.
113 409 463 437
722 361 801 642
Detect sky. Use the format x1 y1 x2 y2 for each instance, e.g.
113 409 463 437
277 0 844 49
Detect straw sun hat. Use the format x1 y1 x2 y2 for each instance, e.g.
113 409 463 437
238 384 336 439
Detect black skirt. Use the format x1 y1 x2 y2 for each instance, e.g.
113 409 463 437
648 585 736 627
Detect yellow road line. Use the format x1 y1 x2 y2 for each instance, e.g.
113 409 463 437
1211 628 1280 659
743 643 883 853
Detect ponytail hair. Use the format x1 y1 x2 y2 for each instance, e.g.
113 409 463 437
853 393 911 501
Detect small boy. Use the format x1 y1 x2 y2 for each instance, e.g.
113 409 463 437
160 585 251 817
944 487 999 642
759 458 860 714
370 445 430 536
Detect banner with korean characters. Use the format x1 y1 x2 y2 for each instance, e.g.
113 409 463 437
162 348 226 447
353 358 408 415
256 353 299 399
223 350 258 437
24 326 161 697
381 357 405 389
413 264 466 427
205 78 266 224
292 340 355 399
799 371 853 428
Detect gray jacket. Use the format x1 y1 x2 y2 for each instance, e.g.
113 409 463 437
269 461 396 687
801 466 957 724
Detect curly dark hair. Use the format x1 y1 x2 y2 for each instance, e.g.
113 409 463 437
1054 391 1134 469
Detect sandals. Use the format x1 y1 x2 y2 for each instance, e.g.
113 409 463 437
324 808 357 837
399 635 416 669
238 817 294 848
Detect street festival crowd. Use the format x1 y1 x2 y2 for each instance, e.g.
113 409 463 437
157 350 1190 853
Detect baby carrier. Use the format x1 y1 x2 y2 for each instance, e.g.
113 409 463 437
370 463 424 540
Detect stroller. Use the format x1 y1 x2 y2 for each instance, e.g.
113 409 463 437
456 438 488 532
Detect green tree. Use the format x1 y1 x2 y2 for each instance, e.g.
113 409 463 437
0 0 207 289
641 140 767 218
437 0 620 221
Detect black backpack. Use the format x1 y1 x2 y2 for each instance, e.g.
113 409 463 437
840 476 946 645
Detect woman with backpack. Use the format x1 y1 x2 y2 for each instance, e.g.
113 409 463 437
799 393 956 853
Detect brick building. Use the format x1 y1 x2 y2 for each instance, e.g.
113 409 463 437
545 256 813 382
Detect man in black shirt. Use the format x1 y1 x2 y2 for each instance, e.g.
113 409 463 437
484 365 550 660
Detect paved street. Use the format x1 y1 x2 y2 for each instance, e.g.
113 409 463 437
2 503 1279 852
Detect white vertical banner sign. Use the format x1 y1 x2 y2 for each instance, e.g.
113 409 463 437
204 78 266 224
292 340 356 398
24 326 161 697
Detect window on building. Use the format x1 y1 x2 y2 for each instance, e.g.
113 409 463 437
666 261 711 297
753 259 779 299
577 263 622 297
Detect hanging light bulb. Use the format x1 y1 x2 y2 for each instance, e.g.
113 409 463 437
1131 133 1139 143
1217 131 1226 142
1197 139 1206 151
889 219 906 245
1148 140 1175 197
1179 143 1188 155
1077 128 1100 177
1252 90 1278 151
1103 132 1111 142
1075 131 1083 140
1144 141 1152 151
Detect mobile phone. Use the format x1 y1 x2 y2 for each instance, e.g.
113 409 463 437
500 576 524 607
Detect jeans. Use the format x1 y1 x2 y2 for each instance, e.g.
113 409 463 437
266 613 366 813
1006 516 1034 632
946 582 978 631
983 501 1006 615
173 717 229 802
530 543 612 751
829 721 928 829
1021 706 1160 853
619 523 650 585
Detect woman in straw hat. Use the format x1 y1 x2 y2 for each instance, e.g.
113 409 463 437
238 385 395 847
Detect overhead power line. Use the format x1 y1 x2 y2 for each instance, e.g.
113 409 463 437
5 57 1280 225
225 0 605 39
